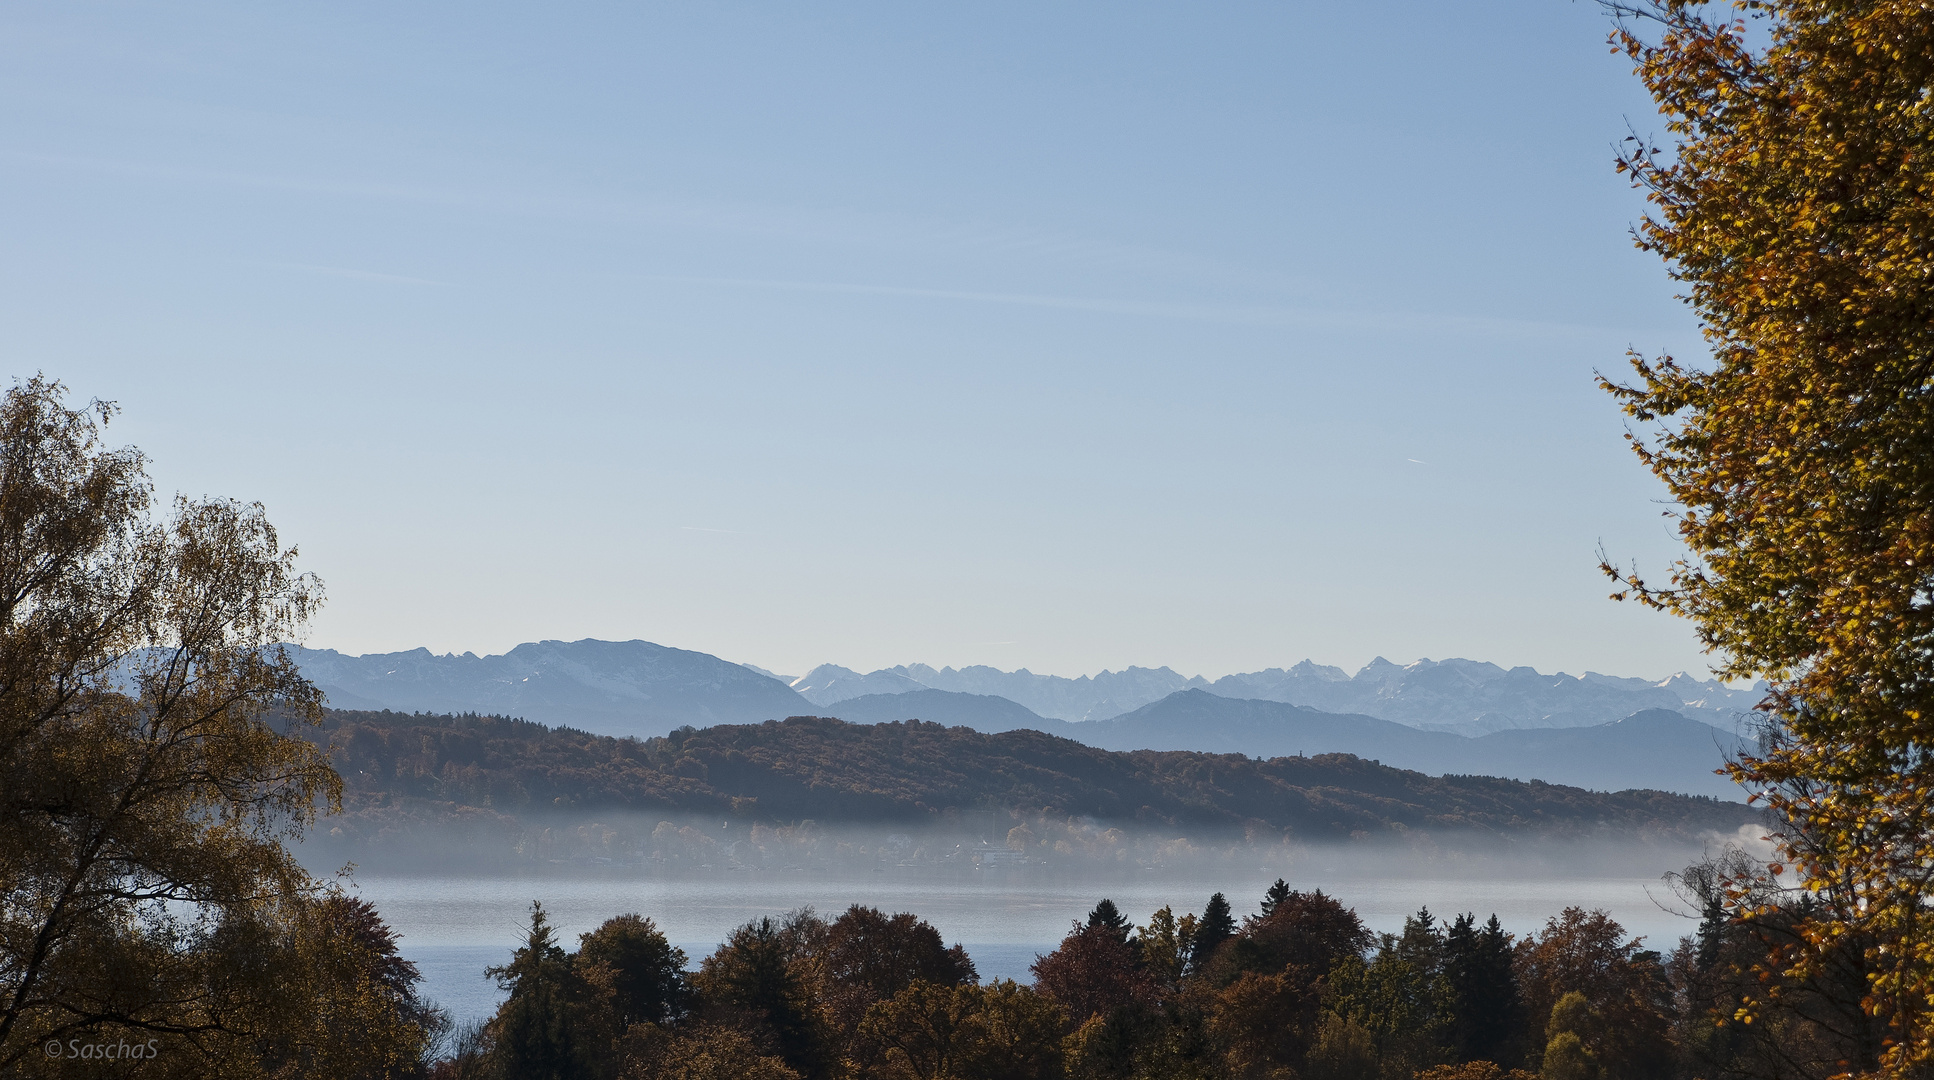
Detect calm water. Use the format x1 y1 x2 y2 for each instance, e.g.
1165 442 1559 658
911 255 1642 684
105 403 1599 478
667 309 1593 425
359 867 1705 1030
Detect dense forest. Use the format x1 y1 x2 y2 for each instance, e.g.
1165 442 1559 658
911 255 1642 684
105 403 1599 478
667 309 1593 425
299 709 1761 871
420 859 1870 1080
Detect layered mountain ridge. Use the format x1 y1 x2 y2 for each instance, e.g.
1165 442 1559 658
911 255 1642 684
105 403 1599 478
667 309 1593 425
291 639 811 731
288 638 1766 801
791 657 1762 733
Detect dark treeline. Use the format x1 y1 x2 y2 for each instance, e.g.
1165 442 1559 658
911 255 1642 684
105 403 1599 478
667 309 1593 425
423 855 1882 1080
306 710 1758 859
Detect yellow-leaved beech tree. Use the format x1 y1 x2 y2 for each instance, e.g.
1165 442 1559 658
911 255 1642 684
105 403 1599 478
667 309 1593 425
1605 2 1934 1073
0 377 435 1078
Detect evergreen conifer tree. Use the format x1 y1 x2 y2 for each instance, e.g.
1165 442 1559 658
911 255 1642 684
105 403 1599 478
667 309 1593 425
488 903 594 1080
1443 913 1520 1065
1085 899 1133 949
1395 908 1445 974
1191 893 1236 972
1694 897 1728 973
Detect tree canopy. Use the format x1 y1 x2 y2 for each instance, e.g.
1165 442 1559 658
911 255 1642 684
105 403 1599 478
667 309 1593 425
1604 2 1934 1071
0 378 437 1077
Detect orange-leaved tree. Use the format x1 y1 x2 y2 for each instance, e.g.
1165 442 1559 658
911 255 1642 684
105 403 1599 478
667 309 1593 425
1603 1 1934 1073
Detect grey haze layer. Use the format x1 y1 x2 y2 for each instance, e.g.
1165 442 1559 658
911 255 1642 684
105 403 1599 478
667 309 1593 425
791 658 1762 733
289 639 1761 800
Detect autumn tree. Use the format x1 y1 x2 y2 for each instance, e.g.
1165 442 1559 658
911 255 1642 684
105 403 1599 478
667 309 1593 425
1602 1 1934 1070
1301 1013 1379 1080
693 916 836 1079
1217 888 1372 984
1415 1064 1538 1080
1541 992 1600 1080
859 981 974 1080
282 894 444 1078
0 378 433 1076
1135 906 1196 994
858 978 1066 1080
814 905 976 1038
1030 920 1154 1029
1207 970 1319 1077
1512 908 1671 1079
620 1022 801 1080
1667 853 1888 1078
955 980 1066 1080
577 914 688 1028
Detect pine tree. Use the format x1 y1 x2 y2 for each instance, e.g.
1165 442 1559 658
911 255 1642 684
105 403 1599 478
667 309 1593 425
1086 899 1133 949
1694 896 1728 973
1261 879 1292 917
1395 908 1445 974
1191 893 1236 972
1443 913 1520 1065
488 903 593 1080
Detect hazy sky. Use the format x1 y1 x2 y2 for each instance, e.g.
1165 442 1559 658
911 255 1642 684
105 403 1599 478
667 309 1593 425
0 2 1718 680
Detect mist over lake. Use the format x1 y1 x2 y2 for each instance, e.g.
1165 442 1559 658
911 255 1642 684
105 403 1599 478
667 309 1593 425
299 674 1770 1035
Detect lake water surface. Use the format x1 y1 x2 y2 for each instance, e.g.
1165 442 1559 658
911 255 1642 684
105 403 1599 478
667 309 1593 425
359 866 1706 1031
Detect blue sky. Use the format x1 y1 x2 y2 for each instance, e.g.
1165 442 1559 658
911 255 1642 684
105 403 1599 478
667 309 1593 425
0 2 1716 680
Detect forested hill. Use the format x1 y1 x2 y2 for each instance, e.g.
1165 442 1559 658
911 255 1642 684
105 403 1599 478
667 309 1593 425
308 709 1759 843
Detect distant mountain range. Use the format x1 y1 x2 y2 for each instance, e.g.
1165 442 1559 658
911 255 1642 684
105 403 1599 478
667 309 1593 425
789 658 1763 733
291 639 810 731
288 639 1768 801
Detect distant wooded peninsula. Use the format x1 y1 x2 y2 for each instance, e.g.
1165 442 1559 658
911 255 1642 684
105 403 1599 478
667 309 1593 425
300 708 1762 874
